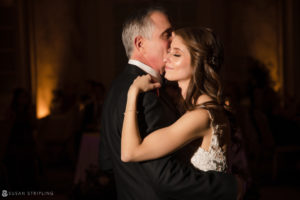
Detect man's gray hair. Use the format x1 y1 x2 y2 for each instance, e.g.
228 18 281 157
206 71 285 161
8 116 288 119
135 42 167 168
122 7 167 58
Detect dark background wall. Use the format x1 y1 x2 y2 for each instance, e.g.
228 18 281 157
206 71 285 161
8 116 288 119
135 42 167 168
0 0 299 118
0 0 299 199
0 0 299 119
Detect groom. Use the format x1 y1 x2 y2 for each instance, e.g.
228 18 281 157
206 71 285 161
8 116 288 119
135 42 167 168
99 6 240 200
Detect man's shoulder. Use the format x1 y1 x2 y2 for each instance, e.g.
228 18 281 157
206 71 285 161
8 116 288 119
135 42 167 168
112 64 146 84
104 64 150 104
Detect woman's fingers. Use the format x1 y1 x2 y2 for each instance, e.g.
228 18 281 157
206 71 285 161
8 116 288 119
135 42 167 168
132 74 161 92
144 81 161 92
151 82 161 89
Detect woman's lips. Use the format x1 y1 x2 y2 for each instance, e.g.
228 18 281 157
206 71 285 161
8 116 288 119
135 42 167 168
165 66 174 70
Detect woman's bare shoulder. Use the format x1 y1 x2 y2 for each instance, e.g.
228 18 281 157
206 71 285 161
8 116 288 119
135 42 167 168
196 94 214 105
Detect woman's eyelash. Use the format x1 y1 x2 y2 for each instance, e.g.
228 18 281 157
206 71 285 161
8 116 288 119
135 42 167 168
173 54 180 57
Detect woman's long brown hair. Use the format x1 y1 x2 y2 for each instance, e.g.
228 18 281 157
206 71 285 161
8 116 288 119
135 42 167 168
174 27 225 111
174 27 249 178
174 27 233 161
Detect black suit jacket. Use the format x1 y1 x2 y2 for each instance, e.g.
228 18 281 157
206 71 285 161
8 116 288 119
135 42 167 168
99 64 237 200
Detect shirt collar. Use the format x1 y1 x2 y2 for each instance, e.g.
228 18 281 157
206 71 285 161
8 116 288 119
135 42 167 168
128 59 162 83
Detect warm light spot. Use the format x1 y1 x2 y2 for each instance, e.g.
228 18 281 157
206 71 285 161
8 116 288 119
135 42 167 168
37 84 53 118
37 98 50 119
250 42 282 92
33 5 68 119
244 12 283 93
36 64 58 119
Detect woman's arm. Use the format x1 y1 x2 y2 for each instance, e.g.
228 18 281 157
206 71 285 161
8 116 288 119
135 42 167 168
121 75 211 162
121 74 161 162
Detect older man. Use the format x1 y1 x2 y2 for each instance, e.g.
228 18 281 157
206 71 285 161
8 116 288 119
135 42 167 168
99 6 239 200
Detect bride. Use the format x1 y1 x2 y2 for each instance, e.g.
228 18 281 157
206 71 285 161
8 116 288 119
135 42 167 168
121 27 231 172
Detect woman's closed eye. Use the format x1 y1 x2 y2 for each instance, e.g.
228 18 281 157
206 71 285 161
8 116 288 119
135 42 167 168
173 53 181 57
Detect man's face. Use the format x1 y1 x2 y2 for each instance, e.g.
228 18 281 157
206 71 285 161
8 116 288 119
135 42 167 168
143 12 172 73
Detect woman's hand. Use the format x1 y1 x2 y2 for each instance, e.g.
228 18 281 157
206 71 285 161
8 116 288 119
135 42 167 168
129 74 161 93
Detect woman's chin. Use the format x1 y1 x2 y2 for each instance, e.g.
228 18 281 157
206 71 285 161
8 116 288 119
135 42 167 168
165 73 175 81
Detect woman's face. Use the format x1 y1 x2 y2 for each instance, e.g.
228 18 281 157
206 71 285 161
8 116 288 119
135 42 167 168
164 35 193 82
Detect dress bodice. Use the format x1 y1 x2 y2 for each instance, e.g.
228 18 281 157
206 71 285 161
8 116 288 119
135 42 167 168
190 106 229 172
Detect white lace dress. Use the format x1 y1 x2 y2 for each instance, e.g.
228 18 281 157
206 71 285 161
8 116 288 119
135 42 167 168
190 108 228 172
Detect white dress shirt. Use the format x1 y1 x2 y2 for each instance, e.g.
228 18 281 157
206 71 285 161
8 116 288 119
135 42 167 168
128 59 162 83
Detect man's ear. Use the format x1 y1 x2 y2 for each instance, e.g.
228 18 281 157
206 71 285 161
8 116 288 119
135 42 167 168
134 36 144 52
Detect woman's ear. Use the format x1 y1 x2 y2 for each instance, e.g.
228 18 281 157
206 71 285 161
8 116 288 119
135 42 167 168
134 36 144 52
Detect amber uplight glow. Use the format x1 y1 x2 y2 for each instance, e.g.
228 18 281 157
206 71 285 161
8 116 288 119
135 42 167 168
36 64 59 119
250 40 283 92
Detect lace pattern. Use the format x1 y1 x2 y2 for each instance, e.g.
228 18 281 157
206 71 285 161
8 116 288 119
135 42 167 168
190 109 227 172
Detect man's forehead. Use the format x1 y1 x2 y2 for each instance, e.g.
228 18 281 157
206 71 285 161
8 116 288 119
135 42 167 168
150 14 171 39
150 11 171 28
